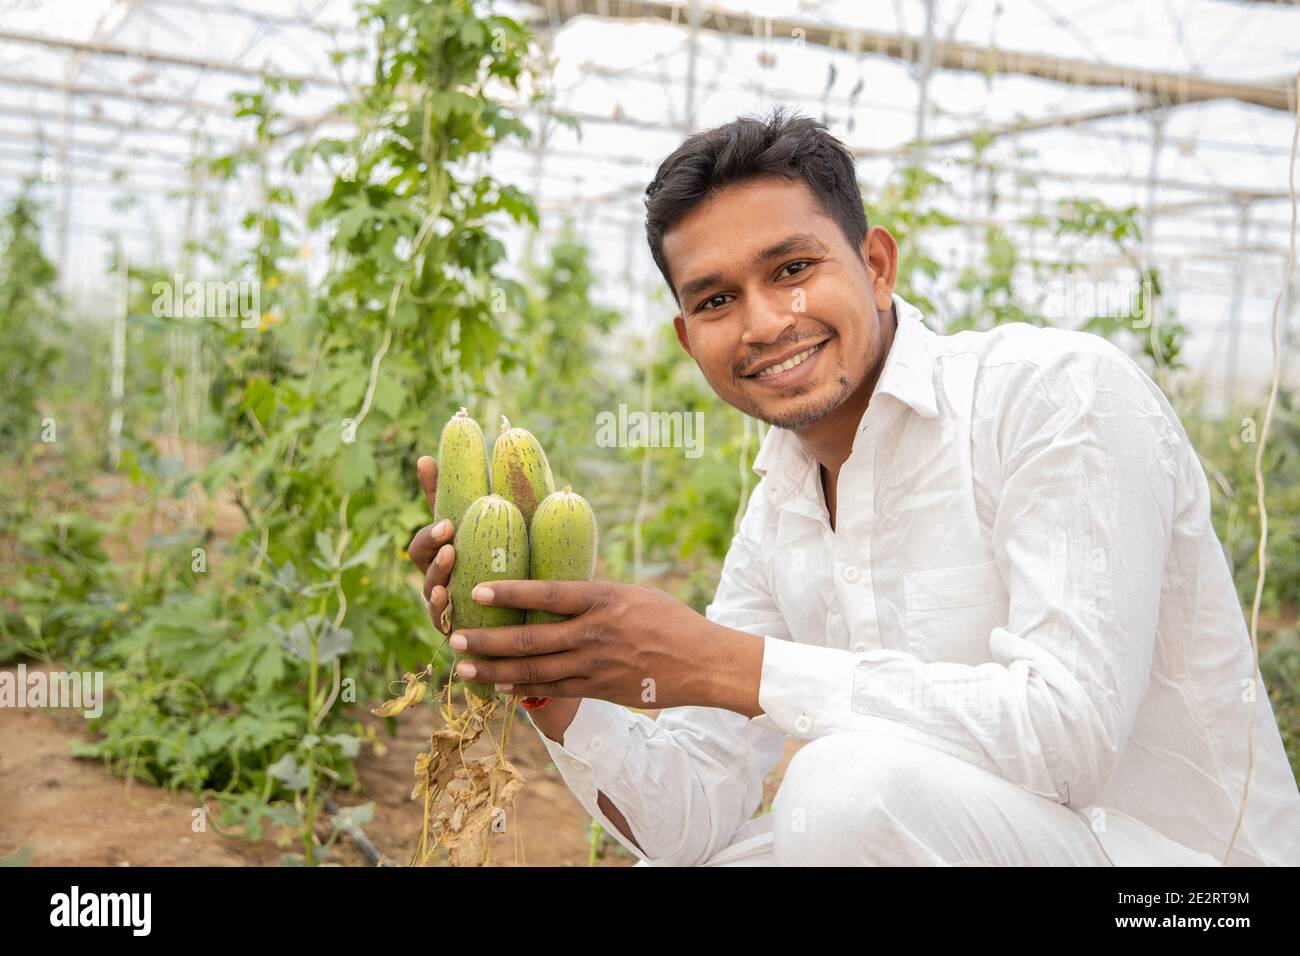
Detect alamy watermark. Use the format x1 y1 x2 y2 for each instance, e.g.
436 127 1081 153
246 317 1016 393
595 404 704 459
1043 274 1157 328
0 664 103 718
152 272 261 328
49 886 150 936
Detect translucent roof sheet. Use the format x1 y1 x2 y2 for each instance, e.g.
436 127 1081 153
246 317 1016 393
1 0 1296 402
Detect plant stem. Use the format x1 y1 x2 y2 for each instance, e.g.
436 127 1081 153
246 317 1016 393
304 619 319 866
588 820 602 866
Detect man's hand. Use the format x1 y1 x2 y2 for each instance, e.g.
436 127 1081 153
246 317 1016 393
448 579 765 716
406 456 457 634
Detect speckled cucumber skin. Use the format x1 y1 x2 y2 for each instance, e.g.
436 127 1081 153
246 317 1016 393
491 418 555 527
433 409 490 531
526 488 597 626
449 494 528 701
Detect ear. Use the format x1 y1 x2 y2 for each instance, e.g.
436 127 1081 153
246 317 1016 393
860 226 899 314
673 313 693 357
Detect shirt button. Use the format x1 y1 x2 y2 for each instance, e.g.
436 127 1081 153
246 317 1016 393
793 713 813 734
589 736 604 753
569 758 584 772
851 641 866 652
843 565 859 583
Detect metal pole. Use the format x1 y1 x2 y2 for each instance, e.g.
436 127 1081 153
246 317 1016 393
108 247 127 472
1225 200 1252 412
913 0 937 166
684 0 703 133
1143 110 1166 357
1144 111 1166 253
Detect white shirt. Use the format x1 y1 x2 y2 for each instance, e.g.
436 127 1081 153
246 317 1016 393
531 292 1300 866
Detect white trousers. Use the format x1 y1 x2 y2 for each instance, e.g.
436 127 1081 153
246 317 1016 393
638 731 1221 867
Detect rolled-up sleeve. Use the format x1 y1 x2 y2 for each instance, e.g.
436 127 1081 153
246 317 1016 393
529 482 789 865
750 348 1180 809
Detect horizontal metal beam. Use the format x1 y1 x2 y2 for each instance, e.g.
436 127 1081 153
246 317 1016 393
0 28 344 88
0 103 242 146
858 101 1161 157
0 128 195 164
526 0 1298 112
142 0 349 36
0 72 235 114
0 73 341 142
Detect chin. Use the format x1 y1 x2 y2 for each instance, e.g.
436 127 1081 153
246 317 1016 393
748 378 850 430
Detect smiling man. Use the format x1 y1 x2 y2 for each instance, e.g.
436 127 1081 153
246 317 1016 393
407 106 1300 866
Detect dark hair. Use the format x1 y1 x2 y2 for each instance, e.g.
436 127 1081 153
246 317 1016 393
643 105 869 304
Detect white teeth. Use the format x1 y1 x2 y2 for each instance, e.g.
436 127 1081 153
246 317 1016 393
757 343 821 377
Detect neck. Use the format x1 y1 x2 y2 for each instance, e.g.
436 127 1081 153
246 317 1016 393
795 301 898 475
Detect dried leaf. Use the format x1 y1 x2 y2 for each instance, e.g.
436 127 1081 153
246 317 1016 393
410 753 431 801
410 696 521 867
371 672 427 717
438 759 526 867
411 728 464 801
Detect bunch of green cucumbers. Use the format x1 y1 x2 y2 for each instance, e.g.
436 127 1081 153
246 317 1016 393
433 409 597 701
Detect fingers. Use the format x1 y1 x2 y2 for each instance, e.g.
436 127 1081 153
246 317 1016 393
417 456 439 515
467 579 598 617
452 650 584 690
407 519 453 575
450 619 583 658
422 543 455 603
406 457 445 574
428 585 451 634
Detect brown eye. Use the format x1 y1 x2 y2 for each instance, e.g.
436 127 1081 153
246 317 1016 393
700 293 731 312
782 260 811 278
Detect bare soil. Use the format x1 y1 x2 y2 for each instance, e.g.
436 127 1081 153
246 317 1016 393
0 663 801 867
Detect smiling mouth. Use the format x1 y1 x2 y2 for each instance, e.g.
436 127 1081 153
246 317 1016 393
746 339 829 379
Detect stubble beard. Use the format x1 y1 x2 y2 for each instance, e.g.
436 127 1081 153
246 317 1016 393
749 371 854 430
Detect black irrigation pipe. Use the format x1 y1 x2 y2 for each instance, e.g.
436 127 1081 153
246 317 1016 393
324 795 387 867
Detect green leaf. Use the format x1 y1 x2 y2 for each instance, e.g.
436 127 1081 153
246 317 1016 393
241 378 277 427
458 18 485 48
331 801 374 832
340 533 391 570
338 440 377 493
280 614 354 664
268 754 309 791
334 194 375 246
314 529 336 569
370 372 405 418
326 734 361 759
252 642 286 696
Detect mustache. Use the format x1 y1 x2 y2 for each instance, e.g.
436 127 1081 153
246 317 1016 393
736 331 833 377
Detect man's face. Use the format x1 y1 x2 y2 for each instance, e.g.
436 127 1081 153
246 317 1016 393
667 175 897 431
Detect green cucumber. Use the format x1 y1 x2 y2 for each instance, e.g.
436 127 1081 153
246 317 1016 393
433 407 490 531
448 494 529 702
526 486 597 626
491 416 555 527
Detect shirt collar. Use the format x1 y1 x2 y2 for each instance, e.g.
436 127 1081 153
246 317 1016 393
872 292 939 422
750 292 939 507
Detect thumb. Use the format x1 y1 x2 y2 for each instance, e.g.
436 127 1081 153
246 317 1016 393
417 456 438 516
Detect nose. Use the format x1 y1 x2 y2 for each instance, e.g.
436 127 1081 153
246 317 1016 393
739 289 797 349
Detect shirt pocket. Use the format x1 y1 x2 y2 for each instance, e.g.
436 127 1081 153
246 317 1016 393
902 560 1007 664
